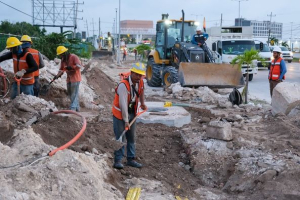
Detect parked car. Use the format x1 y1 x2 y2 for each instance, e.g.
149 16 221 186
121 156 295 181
270 46 293 63
255 41 272 69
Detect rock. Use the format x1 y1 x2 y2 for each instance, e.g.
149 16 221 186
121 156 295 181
206 121 232 141
257 170 277 183
184 165 191 171
199 117 211 123
171 82 183 94
226 142 234 149
92 148 99 155
234 115 243 121
271 82 300 116
54 58 61 64
218 99 232 108
178 162 185 167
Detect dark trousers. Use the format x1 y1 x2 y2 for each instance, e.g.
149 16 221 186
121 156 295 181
33 76 40 97
113 113 136 162
269 79 282 97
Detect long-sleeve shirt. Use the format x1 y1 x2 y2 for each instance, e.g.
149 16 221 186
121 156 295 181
117 76 139 123
191 33 209 45
38 52 45 69
0 51 38 74
269 59 287 80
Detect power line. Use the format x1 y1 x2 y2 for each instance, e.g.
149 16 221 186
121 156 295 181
0 0 32 18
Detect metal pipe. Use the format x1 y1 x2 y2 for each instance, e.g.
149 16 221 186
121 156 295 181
117 0 121 65
181 10 185 42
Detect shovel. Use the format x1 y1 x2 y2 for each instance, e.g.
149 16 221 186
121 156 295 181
14 77 22 96
112 107 147 150
40 79 55 95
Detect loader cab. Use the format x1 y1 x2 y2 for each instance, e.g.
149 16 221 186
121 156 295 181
155 17 198 60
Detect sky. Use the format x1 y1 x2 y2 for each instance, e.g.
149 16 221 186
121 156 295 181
0 0 299 40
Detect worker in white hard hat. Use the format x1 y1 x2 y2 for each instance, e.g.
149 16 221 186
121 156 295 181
112 62 147 169
54 46 83 111
268 46 287 97
191 29 209 47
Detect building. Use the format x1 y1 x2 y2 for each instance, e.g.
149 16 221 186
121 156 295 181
120 20 155 44
235 18 283 41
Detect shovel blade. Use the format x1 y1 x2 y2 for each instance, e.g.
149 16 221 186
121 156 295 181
40 84 50 95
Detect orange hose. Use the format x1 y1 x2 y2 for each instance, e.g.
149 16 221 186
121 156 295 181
48 110 87 156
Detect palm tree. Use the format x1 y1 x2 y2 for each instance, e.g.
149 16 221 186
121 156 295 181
270 37 278 46
281 41 289 48
231 49 264 104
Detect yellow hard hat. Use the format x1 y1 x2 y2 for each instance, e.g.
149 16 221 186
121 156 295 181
130 62 146 76
56 46 68 55
20 35 32 43
6 37 22 49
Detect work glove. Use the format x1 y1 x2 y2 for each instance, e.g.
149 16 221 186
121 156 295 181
65 66 73 70
15 69 26 78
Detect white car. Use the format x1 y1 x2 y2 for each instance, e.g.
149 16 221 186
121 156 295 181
270 46 293 63
255 41 272 69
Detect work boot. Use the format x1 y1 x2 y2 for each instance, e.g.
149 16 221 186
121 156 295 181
127 159 142 168
113 161 124 169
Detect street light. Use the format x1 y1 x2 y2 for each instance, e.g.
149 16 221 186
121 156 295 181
231 0 248 26
118 0 121 65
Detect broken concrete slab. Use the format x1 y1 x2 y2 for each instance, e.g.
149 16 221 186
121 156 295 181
271 82 300 116
206 121 232 141
136 102 191 128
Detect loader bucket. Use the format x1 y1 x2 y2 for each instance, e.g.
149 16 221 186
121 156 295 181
178 62 245 88
92 50 113 58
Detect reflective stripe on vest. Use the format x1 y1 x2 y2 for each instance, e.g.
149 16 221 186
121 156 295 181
269 57 285 81
27 48 40 77
13 52 35 85
112 79 144 120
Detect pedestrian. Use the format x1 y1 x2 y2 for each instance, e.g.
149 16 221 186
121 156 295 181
112 62 147 169
123 46 127 61
21 35 45 97
0 37 38 99
269 46 287 97
54 46 82 111
191 29 208 47
133 48 137 61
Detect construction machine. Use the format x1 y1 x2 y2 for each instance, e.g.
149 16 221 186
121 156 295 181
146 10 244 88
92 32 114 58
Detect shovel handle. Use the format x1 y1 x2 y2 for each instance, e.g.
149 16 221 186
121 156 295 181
118 106 147 139
14 76 22 95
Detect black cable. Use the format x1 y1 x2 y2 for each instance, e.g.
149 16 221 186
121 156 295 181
0 155 48 169
0 0 33 18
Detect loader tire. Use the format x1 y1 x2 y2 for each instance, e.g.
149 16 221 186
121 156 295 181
162 66 178 87
146 58 162 87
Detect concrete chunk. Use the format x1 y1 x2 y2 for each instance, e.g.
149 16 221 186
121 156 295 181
271 82 300 116
206 121 232 141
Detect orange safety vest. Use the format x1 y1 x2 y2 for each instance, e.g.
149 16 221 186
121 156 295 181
269 57 285 80
13 52 35 85
27 48 40 77
112 78 144 120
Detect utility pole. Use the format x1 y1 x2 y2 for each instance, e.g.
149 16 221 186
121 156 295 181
99 17 100 37
220 13 223 27
118 0 121 65
232 0 248 26
291 22 293 51
84 19 89 38
267 12 276 45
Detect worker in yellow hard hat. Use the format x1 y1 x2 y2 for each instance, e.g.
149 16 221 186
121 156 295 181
0 37 38 99
112 62 147 169
21 35 45 97
54 46 82 111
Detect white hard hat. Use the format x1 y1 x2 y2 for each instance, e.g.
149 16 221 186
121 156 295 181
273 46 282 53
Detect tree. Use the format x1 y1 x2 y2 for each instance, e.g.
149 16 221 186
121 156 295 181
281 41 289 48
270 37 278 46
231 49 264 104
0 21 45 36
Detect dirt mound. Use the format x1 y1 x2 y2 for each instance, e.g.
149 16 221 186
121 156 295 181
84 65 115 107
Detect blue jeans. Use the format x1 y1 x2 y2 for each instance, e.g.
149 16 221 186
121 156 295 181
33 76 40 97
11 82 34 99
113 113 136 162
67 82 80 111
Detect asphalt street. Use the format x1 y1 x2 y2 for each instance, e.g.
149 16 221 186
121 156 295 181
248 62 300 103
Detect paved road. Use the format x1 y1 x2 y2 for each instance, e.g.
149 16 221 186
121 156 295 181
248 62 300 103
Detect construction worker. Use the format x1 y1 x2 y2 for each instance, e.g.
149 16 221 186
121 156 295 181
133 48 137 61
269 46 287 97
0 37 38 99
54 46 82 111
112 62 147 169
191 29 209 47
21 35 45 97
123 46 127 61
